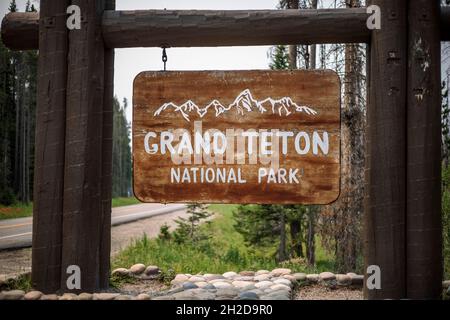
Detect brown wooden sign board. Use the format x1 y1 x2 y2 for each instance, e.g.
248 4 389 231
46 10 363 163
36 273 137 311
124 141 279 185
133 70 340 204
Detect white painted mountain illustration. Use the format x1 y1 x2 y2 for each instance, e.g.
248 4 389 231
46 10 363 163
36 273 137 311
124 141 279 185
153 89 318 122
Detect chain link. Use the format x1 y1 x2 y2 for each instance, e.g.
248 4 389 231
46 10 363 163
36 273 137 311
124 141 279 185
162 47 168 71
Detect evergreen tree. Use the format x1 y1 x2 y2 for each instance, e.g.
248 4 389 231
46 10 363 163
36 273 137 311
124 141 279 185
269 46 289 70
9 0 17 12
173 204 211 244
0 38 15 204
112 96 132 198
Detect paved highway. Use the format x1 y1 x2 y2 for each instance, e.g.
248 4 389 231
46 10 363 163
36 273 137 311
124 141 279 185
0 203 185 250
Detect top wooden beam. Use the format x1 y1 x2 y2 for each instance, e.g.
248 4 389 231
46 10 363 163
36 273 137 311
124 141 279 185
2 7 450 51
2 8 370 50
102 9 370 48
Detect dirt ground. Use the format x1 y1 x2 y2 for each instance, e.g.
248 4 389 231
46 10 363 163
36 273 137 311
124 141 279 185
294 285 363 300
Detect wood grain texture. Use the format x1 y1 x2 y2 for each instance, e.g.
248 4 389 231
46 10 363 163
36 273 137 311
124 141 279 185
61 0 107 292
364 0 407 300
103 9 370 48
99 0 115 291
133 70 340 205
1 12 38 50
2 9 370 50
4 8 450 50
406 0 442 299
31 0 69 294
441 6 450 41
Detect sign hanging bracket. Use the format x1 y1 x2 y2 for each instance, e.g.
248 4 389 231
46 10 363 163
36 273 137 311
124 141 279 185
161 45 168 71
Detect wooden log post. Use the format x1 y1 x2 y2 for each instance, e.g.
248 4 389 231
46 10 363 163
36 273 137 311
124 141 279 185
441 6 450 41
99 0 115 289
61 0 110 292
406 0 442 299
31 0 69 293
364 0 408 299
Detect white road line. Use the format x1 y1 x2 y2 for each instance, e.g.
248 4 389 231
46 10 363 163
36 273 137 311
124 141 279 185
0 232 31 240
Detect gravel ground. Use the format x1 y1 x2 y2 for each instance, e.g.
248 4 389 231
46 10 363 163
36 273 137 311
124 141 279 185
0 248 31 280
118 280 169 296
294 285 363 300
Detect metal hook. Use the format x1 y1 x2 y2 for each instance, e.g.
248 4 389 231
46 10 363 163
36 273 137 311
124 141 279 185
162 47 168 71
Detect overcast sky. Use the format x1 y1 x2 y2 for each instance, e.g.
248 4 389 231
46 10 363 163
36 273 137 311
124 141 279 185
1 0 279 122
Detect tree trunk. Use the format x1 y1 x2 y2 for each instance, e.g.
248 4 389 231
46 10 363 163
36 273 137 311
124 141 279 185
309 0 318 69
278 212 287 262
289 220 303 258
306 208 316 265
287 0 298 69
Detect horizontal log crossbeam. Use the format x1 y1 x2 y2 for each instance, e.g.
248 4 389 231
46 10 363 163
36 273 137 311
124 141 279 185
3 8 449 50
0 8 377 50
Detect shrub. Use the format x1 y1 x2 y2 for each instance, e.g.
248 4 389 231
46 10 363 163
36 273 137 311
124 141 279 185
0 187 15 206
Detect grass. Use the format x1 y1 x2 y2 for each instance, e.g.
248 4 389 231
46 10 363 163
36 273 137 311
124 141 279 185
0 273 32 292
0 203 33 220
112 204 336 275
111 197 141 208
0 197 141 220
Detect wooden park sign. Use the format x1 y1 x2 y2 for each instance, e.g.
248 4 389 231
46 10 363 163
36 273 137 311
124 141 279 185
3 1 446 299
133 70 340 204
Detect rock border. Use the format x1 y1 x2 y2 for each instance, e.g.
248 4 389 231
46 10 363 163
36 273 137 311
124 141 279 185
1 264 449 300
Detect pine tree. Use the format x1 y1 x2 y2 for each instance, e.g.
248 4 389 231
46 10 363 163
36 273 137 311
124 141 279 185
173 204 211 244
269 46 289 70
112 96 132 198
9 0 17 12
0 37 15 204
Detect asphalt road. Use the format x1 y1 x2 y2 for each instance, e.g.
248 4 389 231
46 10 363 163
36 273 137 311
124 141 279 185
0 203 186 251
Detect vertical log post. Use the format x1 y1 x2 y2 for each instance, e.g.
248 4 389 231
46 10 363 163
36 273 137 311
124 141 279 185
406 0 442 299
99 0 115 289
32 0 69 293
364 0 407 299
61 0 109 292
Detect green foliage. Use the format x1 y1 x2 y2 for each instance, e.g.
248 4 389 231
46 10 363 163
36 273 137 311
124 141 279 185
0 3 38 205
0 202 32 220
0 273 32 292
109 273 136 289
158 223 172 241
0 197 139 220
233 204 317 263
173 203 211 244
157 268 176 285
112 205 334 275
112 97 132 198
234 205 283 247
111 197 140 208
442 165 450 279
269 45 289 70
0 187 15 206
